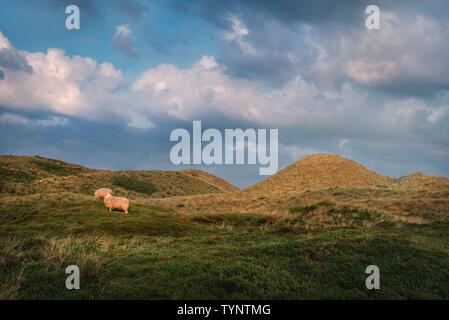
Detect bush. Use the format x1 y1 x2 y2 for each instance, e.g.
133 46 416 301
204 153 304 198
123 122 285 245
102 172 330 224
289 204 318 214
112 175 158 196
29 158 81 176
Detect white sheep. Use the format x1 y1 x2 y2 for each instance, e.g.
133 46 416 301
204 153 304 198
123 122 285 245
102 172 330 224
94 188 112 200
104 193 129 214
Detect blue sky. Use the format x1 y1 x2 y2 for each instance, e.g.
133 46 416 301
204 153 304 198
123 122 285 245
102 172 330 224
1 0 449 188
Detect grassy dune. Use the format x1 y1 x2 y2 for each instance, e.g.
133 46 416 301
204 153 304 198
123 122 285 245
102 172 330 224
0 155 238 198
1 155 449 299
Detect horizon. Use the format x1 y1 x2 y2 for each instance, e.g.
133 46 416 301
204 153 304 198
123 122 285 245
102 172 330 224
1 0 449 188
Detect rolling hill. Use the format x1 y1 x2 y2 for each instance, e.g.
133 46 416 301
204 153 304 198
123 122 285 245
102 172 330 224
2 153 449 299
135 154 449 217
0 155 238 198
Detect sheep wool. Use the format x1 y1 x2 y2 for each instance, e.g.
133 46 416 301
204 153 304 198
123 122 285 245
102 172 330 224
94 188 113 200
104 193 129 214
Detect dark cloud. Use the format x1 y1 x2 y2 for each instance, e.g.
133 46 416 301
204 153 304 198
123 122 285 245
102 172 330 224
218 15 319 87
0 47 32 72
192 0 449 28
112 25 139 58
191 0 367 28
117 0 149 19
239 0 368 27
38 0 98 15
35 0 104 29
191 0 449 94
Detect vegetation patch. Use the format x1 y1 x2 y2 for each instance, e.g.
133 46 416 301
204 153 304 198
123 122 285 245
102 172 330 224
29 158 82 176
112 175 158 196
289 204 319 214
0 168 36 186
189 213 271 227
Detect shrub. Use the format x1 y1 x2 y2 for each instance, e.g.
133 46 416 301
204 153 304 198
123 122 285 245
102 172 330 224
316 201 335 207
29 158 81 176
289 204 318 214
112 175 158 196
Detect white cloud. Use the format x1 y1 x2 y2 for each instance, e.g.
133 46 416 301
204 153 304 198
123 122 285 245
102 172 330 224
338 139 350 150
223 15 248 42
0 112 69 127
339 13 449 90
194 55 218 70
280 144 324 161
131 56 349 126
36 116 69 127
0 112 29 125
0 30 126 124
0 28 448 145
127 114 154 129
427 106 448 123
112 24 139 58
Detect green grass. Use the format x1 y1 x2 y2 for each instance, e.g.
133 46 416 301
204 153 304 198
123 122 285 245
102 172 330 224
288 200 335 214
2 155 449 299
112 175 158 196
1 195 449 299
0 168 36 193
289 204 318 214
29 158 82 177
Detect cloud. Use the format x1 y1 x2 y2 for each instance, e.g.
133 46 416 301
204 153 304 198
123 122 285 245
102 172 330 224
39 0 99 16
194 0 449 30
130 56 355 129
112 24 139 58
127 114 154 130
131 55 270 124
1 26 449 185
1 27 448 143
218 14 320 86
0 31 32 72
223 14 249 42
193 1 449 95
117 0 149 19
36 116 69 127
0 112 69 127
0 112 29 125
338 13 449 94
338 139 350 150
128 52 449 173
0 31 127 124
280 144 325 162
0 70 4 80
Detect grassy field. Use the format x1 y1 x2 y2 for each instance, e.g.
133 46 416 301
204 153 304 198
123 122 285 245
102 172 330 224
1 155 449 299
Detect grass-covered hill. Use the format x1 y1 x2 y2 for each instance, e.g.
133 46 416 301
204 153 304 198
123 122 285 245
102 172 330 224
246 154 394 195
139 154 449 218
1 154 449 299
0 155 238 198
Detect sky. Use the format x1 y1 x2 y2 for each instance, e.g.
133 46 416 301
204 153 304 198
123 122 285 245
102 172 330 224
1 0 449 188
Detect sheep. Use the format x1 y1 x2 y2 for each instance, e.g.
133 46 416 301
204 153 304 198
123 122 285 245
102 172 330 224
104 193 129 214
94 188 112 200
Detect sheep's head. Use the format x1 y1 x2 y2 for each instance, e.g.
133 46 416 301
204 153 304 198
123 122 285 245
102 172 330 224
104 193 112 198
